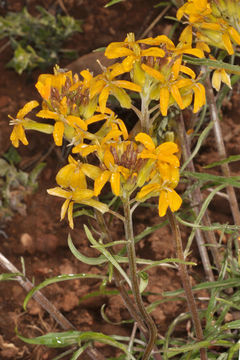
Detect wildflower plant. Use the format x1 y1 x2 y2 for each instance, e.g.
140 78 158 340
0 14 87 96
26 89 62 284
7 1 240 359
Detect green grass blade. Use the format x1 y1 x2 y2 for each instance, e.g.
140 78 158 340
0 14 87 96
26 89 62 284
68 234 107 265
17 330 137 359
181 121 213 172
23 273 106 310
84 225 131 287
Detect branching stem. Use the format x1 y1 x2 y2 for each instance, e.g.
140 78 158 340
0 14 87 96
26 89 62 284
167 211 207 360
123 195 158 360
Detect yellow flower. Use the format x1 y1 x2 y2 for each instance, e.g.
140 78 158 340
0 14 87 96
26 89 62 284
36 98 88 146
105 33 168 72
136 169 182 217
56 155 102 189
177 0 240 55
47 187 108 229
211 68 232 91
140 56 205 115
94 148 130 196
89 63 141 113
9 100 39 147
135 133 180 178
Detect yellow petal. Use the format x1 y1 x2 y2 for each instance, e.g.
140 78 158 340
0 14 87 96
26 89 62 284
35 78 51 100
141 47 165 57
81 199 109 213
68 201 74 229
137 183 160 200
90 79 105 98
105 44 133 59
110 172 120 196
138 35 174 49
81 164 102 180
86 114 106 125
141 63 165 83
118 119 128 140
200 23 221 30
222 32 234 55
61 198 71 221
170 84 184 109
177 47 204 58
10 126 20 147
228 26 240 46
135 133 156 151
72 144 98 156
159 87 170 116
158 190 169 217
37 109 59 120
99 86 110 114
179 25 193 45
168 189 182 212
17 100 39 119
72 189 94 201
67 115 87 130
103 149 115 168
111 85 132 109
180 65 196 79
101 129 123 145
80 69 93 82
212 69 221 91
220 69 232 89
193 83 206 112
109 63 129 79
47 187 71 199
10 124 28 147
113 80 141 92
94 171 111 196
53 121 64 146
172 57 182 80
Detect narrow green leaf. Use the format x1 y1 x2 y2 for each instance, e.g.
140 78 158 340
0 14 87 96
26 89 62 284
182 55 240 73
0 273 22 281
68 234 107 265
204 154 240 169
139 271 149 293
184 171 240 188
164 278 240 297
18 330 136 359
84 225 131 287
23 273 105 310
181 121 213 172
104 0 124 7
71 344 89 360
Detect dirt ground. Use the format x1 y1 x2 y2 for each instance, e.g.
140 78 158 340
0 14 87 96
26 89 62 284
0 1 240 359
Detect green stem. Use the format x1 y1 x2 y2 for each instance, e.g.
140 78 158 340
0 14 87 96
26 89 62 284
123 196 158 360
167 210 207 360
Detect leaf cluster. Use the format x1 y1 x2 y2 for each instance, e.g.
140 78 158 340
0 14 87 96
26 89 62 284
0 147 45 220
0 6 83 74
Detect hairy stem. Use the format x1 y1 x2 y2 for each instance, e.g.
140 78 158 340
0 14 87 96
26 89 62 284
167 211 207 360
123 196 158 360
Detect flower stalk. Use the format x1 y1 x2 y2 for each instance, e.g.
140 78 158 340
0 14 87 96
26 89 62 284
167 210 207 360
123 194 158 360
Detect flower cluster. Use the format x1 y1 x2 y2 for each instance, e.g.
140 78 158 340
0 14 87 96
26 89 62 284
178 0 240 55
9 31 211 227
